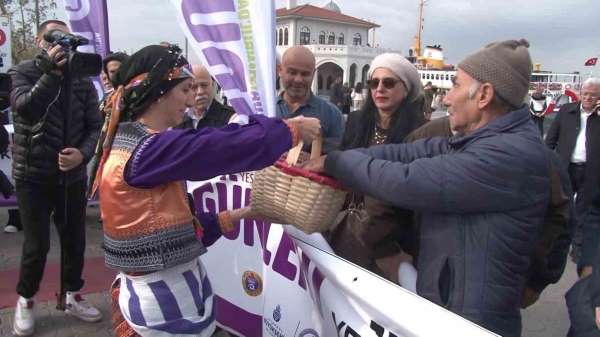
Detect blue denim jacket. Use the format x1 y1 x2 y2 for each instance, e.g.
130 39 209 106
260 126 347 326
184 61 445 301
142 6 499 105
276 93 344 152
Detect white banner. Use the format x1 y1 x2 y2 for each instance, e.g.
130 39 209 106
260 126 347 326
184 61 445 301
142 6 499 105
189 175 498 337
171 0 277 119
0 16 12 73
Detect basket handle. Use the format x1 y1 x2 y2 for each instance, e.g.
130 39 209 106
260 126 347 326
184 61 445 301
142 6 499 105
286 141 304 165
310 136 322 160
285 136 323 165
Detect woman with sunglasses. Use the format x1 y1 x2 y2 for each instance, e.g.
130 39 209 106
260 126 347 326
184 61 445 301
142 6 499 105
92 45 320 337
329 53 425 285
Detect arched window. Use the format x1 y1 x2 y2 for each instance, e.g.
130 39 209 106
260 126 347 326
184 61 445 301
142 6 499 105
328 32 335 45
300 26 310 45
349 63 357 87
284 28 289 45
319 31 326 44
326 75 334 90
278 28 283 46
318 74 323 90
338 33 344 45
361 64 370 84
353 33 362 46
435 74 440 80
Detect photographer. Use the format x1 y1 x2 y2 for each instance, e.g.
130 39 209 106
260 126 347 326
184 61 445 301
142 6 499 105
8 20 102 336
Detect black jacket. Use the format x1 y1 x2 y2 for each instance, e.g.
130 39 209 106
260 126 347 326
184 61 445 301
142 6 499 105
9 56 102 184
177 100 235 130
566 188 600 337
546 103 600 207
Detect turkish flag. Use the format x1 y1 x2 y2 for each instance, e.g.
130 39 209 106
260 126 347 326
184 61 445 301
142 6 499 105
585 57 598 66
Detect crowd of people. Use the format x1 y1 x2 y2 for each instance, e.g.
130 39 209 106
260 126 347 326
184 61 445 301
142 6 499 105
1 18 600 337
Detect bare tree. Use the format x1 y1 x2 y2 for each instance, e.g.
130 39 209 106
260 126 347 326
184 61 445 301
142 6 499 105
2 0 57 64
0 0 11 16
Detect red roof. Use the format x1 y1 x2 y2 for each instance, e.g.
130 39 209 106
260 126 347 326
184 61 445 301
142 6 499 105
276 4 380 28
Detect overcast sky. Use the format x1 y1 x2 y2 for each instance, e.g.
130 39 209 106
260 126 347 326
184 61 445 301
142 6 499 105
56 0 599 74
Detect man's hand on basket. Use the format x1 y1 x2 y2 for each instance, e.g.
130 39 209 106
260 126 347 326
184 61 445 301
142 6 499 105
301 155 327 173
287 115 321 143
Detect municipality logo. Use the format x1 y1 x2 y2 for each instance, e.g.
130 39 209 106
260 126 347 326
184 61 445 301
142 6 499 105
273 305 282 322
242 271 263 297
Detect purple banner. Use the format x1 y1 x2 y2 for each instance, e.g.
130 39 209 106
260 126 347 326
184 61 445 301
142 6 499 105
63 0 110 97
175 0 277 118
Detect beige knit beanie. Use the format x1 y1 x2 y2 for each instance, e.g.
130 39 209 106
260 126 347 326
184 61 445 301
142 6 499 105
458 39 532 108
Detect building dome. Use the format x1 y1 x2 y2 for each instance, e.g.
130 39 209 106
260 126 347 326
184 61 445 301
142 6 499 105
322 1 341 13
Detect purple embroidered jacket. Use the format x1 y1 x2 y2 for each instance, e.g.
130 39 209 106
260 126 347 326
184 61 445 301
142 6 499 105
124 115 292 245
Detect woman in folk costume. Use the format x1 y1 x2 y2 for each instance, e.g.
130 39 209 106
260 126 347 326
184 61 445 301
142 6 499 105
91 44 320 337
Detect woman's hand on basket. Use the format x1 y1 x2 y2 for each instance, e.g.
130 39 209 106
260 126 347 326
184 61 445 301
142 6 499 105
228 207 256 222
287 115 321 143
300 155 327 173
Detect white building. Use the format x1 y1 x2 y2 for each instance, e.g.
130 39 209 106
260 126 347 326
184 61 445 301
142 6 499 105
276 0 399 96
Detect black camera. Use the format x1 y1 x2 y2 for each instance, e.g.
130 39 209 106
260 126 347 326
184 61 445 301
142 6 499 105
43 29 89 49
43 29 102 78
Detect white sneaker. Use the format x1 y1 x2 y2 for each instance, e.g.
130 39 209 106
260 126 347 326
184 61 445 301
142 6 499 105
4 224 18 233
13 296 35 336
64 292 102 322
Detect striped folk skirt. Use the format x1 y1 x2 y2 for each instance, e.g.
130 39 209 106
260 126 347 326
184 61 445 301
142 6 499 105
111 257 216 337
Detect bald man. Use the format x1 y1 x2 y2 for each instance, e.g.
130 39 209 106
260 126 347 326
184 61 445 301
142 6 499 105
276 46 343 153
178 64 237 130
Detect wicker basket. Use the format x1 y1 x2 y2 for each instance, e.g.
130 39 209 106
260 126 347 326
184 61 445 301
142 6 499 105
251 138 347 234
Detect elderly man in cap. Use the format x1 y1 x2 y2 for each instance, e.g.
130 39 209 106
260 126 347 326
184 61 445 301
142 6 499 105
304 39 549 337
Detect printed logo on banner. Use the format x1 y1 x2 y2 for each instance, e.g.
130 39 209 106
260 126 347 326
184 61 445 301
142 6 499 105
272 305 282 322
263 307 285 337
242 270 263 297
298 328 319 337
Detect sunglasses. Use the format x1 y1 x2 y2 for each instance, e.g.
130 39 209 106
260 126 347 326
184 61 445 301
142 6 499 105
367 77 401 90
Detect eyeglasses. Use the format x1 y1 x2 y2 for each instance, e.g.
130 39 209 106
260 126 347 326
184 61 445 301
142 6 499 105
366 77 401 90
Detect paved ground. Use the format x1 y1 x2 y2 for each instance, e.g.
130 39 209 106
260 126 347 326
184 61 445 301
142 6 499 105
0 204 578 337
0 206 113 337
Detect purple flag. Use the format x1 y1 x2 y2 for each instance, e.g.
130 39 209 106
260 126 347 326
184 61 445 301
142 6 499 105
63 0 111 98
172 0 277 118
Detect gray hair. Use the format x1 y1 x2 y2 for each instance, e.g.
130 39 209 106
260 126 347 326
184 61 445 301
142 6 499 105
582 77 600 90
468 79 512 109
468 80 482 98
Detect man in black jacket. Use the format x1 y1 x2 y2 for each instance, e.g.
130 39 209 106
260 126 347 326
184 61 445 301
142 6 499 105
566 187 600 336
8 20 102 336
177 64 237 130
546 77 600 264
